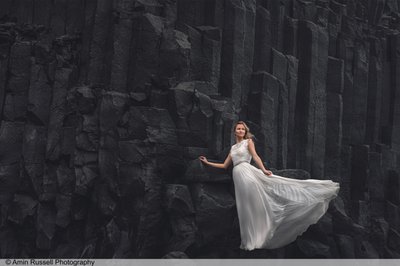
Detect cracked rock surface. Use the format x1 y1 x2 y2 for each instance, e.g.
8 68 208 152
0 0 400 258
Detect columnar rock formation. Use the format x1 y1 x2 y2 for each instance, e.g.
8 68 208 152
0 0 400 258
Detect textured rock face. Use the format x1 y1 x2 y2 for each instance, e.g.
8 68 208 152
0 0 400 259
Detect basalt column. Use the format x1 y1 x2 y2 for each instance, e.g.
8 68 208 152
295 20 329 178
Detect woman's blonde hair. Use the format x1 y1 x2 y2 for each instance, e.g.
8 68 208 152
233 121 254 139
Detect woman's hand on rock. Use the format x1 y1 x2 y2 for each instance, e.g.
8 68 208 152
199 156 208 164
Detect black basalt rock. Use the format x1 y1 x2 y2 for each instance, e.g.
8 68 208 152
0 0 400 259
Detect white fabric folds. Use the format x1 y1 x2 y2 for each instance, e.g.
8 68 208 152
230 139 340 250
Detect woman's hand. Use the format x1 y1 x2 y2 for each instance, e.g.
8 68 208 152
263 169 272 176
198 156 209 164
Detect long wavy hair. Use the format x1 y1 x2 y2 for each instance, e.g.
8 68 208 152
233 121 254 140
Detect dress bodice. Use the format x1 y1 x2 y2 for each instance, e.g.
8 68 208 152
230 139 252 167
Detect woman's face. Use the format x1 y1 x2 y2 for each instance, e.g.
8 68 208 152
235 124 246 138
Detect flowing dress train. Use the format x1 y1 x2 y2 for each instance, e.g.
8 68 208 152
230 139 340 250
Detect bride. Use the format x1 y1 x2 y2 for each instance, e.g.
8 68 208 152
199 121 340 250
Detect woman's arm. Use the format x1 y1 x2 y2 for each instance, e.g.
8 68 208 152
247 139 272 175
199 153 232 169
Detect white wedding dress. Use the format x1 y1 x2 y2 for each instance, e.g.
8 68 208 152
231 139 340 250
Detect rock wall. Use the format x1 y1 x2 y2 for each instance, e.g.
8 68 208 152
0 0 400 258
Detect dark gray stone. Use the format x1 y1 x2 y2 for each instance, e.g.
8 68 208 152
118 162 145 198
386 170 400 204
55 194 71 228
61 127 76 157
36 203 56 250
268 0 285 50
74 165 98 195
277 80 288 169
184 158 231 183
3 42 31 120
293 0 316 21
335 234 355 258
389 34 400 152
351 200 371 229
27 63 52 125
368 152 384 201
162 251 189 258
350 145 369 200
0 166 21 208
324 92 342 180
188 26 221 87
41 163 58 202
283 16 298 56
286 55 298 169
113 230 132 258
370 218 389 256
46 68 73 161
164 184 197 252
190 183 235 246
0 58 9 120
331 196 366 237
365 38 383 144
355 240 380 258
50 241 83 258
155 143 186 182
50 0 68 36
248 71 279 167
165 184 195 215
23 125 47 164
133 161 164 257
327 57 344 94
77 0 97 82
177 0 208 28
8 194 38 224
118 140 149 164
87 0 113 84
24 163 44 198
0 121 24 165
2 0 400 259
295 20 328 178
109 0 136 93
99 91 130 133
68 86 98 115
384 246 400 258
270 49 289 168
56 164 75 194
134 0 164 16
220 0 256 109
65 0 85 34
388 228 400 254
159 29 191 85
0 227 18 257
169 84 212 147
129 13 165 92
209 96 233 155
296 238 331 258
93 183 117 216
315 6 329 27
253 5 271 72
150 89 169 109
176 0 222 30
385 201 400 232
126 106 178 145
351 41 369 144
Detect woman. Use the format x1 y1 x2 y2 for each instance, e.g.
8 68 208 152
199 121 339 250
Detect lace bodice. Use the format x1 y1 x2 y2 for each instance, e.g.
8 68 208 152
230 139 252 167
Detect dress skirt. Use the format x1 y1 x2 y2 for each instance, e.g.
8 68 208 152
232 162 340 250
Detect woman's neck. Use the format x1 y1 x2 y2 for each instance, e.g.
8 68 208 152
236 137 245 144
